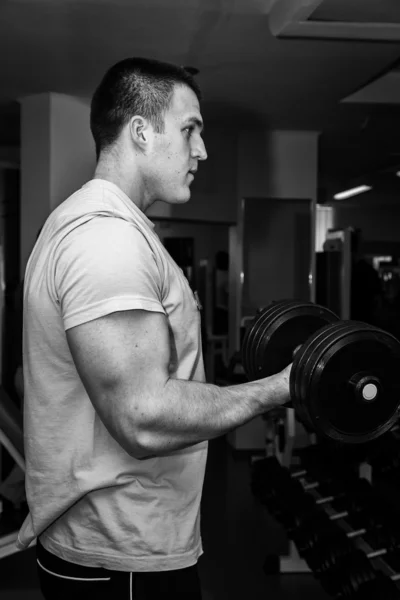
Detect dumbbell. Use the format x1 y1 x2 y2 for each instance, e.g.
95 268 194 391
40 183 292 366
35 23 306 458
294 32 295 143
251 458 350 527
321 549 400 598
242 300 400 444
254 460 376 538
250 456 292 506
309 488 400 573
292 491 397 564
292 507 363 558
284 477 375 537
251 456 283 489
309 524 400 575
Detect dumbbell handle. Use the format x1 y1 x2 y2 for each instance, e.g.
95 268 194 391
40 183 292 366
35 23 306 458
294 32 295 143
294 476 400 569
292 471 378 534
327 547 400 582
292 470 400 577
347 548 400 582
292 469 346 507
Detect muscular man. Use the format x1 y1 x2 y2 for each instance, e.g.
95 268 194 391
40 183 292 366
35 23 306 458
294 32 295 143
17 58 291 599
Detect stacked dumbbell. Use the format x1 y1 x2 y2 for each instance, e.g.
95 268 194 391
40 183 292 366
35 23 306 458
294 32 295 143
251 454 400 598
318 549 400 598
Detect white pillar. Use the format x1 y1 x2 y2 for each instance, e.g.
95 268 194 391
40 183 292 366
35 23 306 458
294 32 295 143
265 130 319 201
20 93 95 273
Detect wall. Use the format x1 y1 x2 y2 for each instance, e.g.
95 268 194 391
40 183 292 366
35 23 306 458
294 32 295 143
20 94 52 273
242 198 312 316
50 94 95 209
20 93 96 272
237 129 319 201
334 202 400 243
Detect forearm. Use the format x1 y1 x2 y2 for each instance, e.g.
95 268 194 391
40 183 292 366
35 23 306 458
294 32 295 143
135 375 286 456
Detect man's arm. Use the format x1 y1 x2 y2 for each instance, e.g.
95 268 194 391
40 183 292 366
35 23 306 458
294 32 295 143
66 309 291 459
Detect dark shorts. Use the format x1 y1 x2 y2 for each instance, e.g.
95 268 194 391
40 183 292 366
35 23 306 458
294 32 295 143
36 539 202 600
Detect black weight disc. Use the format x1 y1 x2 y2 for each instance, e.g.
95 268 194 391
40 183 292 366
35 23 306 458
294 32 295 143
291 321 373 432
243 300 299 380
297 322 378 439
242 300 339 382
340 550 377 597
251 301 309 379
304 322 400 443
242 301 297 380
321 549 375 597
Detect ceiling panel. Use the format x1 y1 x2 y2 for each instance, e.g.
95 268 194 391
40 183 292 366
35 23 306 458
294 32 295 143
312 0 400 25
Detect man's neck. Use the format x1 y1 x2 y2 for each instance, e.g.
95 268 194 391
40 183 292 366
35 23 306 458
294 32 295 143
94 158 150 213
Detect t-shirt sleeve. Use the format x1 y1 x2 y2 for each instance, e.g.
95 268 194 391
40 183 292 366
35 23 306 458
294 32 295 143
54 217 165 330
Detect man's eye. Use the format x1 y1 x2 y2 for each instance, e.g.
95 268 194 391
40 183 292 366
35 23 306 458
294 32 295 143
184 127 194 137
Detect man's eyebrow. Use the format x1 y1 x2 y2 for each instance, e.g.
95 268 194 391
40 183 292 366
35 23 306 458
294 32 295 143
186 117 204 133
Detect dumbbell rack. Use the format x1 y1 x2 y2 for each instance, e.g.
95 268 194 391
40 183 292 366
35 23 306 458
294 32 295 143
258 406 396 578
291 466 400 592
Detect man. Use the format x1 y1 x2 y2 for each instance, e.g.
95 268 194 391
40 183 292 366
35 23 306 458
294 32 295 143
17 58 291 599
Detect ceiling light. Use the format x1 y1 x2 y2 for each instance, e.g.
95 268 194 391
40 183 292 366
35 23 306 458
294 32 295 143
334 185 372 201
396 171 400 177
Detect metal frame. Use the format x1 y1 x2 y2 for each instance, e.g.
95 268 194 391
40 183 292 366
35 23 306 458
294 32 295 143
323 227 352 320
269 0 400 42
228 197 317 358
0 427 26 560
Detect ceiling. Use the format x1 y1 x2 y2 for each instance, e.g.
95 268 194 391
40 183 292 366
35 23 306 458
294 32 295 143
312 0 400 25
1 0 400 202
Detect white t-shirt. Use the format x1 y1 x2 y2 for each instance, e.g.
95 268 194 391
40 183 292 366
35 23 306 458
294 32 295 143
17 179 208 572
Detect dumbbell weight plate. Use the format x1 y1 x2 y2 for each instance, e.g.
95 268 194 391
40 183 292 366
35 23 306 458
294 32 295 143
291 321 364 432
242 300 299 380
298 322 400 443
243 300 308 381
241 300 339 382
313 531 357 575
292 321 377 435
321 549 377 597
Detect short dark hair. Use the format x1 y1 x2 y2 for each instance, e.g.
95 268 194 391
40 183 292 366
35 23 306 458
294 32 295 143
90 57 201 160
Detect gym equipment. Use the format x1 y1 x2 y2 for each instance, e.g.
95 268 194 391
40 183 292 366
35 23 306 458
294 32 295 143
291 482 400 555
314 528 400 577
251 459 385 558
354 572 400 600
321 549 400 598
242 300 400 443
0 387 27 561
286 478 376 535
251 457 347 521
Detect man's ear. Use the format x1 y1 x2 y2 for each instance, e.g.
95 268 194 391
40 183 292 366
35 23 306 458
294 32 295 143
129 116 151 151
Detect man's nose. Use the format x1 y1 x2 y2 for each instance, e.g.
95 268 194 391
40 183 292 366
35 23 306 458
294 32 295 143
191 137 207 161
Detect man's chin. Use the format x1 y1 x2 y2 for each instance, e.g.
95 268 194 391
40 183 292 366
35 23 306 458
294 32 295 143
166 191 191 205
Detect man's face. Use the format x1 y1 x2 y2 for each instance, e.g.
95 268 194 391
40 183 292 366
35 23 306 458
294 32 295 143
147 84 207 204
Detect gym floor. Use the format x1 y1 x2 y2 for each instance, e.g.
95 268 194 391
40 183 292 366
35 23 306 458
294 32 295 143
0 436 328 599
